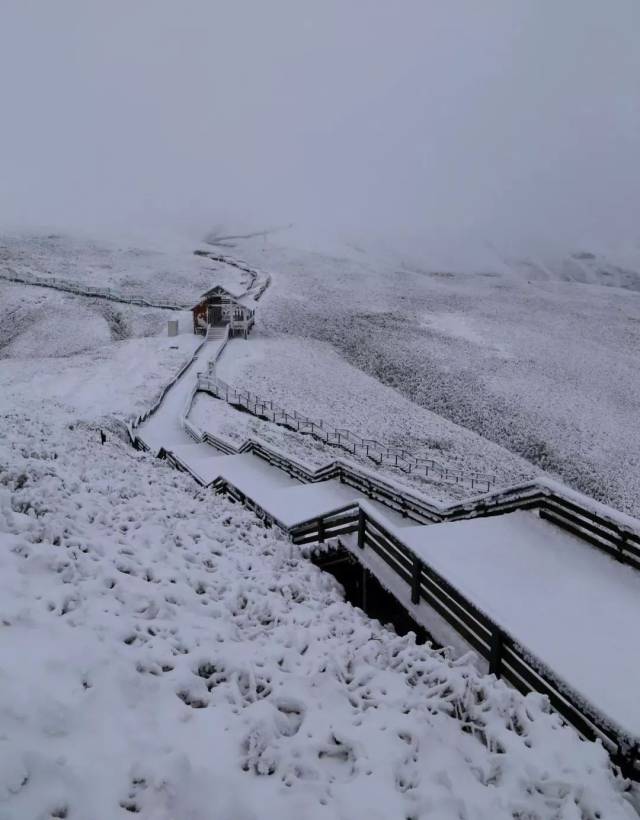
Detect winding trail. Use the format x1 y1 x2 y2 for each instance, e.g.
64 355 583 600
0 268 188 309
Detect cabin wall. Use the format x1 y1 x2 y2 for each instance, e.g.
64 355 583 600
192 303 207 334
191 293 255 336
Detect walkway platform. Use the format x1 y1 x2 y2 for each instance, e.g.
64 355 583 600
394 510 640 738
138 337 226 455
168 447 410 530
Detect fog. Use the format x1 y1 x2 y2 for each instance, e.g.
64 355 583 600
1 0 639 252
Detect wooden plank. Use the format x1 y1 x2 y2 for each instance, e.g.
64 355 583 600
499 645 615 749
546 492 626 532
543 497 621 540
291 511 359 537
366 516 415 558
417 580 491 656
419 572 493 646
539 508 625 563
323 522 359 537
363 532 412 583
363 527 413 572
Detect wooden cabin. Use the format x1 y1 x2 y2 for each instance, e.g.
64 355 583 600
191 286 255 338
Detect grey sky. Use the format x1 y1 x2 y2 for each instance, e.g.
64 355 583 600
1 1 638 251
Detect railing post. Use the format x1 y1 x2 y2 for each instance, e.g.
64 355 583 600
411 556 421 605
489 627 503 678
617 529 627 563
317 517 325 543
357 508 366 549
616 742 639 781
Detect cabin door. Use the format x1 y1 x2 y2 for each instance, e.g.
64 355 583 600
208 303 223 325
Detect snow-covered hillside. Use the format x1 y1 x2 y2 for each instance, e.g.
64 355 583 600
1 417 637 819
205 231 640 516
1 233 638 818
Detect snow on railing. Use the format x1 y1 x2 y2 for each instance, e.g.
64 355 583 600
171 398 640 574
195 371 514 492
287 500 640 780
115 252 640 780
162 414 640 777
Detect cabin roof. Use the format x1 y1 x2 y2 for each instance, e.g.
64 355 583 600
191 285 253 312
199 285 237 300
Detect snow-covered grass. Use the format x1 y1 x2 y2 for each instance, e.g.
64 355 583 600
217 235 640 516
0 284 200 422
215 335 536 493
1 416 638 820
0 232 248 304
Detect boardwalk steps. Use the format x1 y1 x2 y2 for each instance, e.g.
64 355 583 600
122 257 640 781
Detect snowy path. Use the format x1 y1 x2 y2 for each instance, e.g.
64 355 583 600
167 446 412 529
137 334 227 455
393 511 640 738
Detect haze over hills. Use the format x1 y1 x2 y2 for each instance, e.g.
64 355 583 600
2 2 640 817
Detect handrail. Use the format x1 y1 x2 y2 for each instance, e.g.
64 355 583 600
287 500 640 779
178 397 640 571
159 426 640 778
117 256 640 780
196 373 508 492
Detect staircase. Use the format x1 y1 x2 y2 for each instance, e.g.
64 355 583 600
207 324 228 341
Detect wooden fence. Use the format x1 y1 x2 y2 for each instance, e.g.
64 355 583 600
154 443 640 778
121 263 640 776
175 407 640 574
196 373 507 492
131 372 640 779
288 502 640 780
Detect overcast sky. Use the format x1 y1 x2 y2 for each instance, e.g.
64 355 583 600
1 1 638 251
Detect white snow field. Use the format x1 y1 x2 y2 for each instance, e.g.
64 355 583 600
207 233 640 517
0 233 248 304
1 232 639 818
213 335 535 500
1 419 638 820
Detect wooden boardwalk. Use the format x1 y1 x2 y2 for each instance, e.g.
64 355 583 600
126 266 640 780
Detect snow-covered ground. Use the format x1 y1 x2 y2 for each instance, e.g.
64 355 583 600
214 335 535 496
211 233 640 516
2 415 638 819
0 233 248 304
0 286 199 423
2 232 639 817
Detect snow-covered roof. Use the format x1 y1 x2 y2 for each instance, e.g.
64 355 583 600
192 285 253 311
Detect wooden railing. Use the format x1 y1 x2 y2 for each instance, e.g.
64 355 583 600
127 328 230 452
195 373 513 492
154 440 640 778
120 260 640 776
177 396 640 574
288 501 640 779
